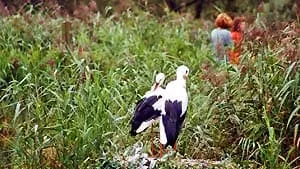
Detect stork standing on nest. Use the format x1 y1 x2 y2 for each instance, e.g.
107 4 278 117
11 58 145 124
130 73 166 155
159 65 189 157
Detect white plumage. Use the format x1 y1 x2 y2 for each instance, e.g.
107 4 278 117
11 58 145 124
130 65 189 157
130 73 166 136
159 65 189 149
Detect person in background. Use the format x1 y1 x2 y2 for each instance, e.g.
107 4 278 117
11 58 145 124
229 16 246 65
211 13 233 63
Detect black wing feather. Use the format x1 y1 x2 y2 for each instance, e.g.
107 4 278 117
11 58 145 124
162 100 186 147
130 95 162 136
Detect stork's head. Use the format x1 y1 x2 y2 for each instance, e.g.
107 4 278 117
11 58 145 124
176 65 189 80
154 72 165 90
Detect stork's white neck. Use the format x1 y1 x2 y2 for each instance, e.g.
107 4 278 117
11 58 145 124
172 78 186 89
179 80 186 88
150 83 158 91
176 74 184 80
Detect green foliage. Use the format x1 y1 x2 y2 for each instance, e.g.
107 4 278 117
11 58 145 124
0 9 299 168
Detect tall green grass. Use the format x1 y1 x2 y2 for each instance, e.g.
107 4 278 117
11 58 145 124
0 10 299 168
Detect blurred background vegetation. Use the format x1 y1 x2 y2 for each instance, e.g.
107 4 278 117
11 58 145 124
0 0 299 20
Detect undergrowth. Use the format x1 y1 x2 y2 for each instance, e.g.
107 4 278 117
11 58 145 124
0 8 299 168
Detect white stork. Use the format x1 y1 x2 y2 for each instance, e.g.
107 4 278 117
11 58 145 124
130 72 166 155
159 65 189 156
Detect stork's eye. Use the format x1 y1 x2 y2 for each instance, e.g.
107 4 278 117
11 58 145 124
186 70 188 74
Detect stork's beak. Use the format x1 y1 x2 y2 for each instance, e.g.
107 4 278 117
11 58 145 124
154 82 159 90
183 74 188 80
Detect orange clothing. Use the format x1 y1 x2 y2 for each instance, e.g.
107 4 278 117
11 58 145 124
229 31 243 65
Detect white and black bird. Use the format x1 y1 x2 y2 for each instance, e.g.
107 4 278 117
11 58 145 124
130 72 166 137
159 65 189 154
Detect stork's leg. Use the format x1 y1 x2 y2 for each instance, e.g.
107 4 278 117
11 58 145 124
159 143 164 157
173 143 177 151
150 125 156 156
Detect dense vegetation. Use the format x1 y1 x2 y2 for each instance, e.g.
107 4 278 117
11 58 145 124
0 4 299 169
0 0 298 20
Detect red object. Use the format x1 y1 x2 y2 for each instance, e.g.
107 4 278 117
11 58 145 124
229 31 243 64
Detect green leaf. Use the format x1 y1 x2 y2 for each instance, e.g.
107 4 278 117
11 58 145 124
276 80 295 99
284 62 297 82
287 105 300 129
13 102 21 123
